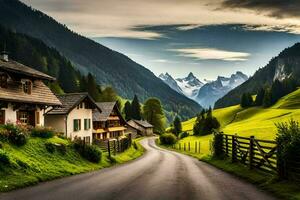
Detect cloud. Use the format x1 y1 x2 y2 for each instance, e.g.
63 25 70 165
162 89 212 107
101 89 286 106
170 48 250 61
21 0 300 39
222 0 300 19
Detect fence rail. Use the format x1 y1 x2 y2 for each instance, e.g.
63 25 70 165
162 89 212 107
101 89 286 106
94 136 132 158
219 133 300 181
172 141 202 154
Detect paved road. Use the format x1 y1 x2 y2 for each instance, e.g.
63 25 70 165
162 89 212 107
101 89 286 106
0 137 276 200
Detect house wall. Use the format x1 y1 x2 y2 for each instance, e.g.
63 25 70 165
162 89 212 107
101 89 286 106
1 103 45 126
44 115 65 133
66 105 93 144
125 126 138 139
145 128 153 136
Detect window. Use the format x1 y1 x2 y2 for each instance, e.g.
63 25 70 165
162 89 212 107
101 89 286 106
0 74 7 88
84 119 91 130
22 80 32 94
73 119 81 131
18 111 29 124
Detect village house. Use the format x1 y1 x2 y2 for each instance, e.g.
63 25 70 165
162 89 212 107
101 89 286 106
45 93 100 144
0 52 61 126
93 102 129 140
127 120 154 136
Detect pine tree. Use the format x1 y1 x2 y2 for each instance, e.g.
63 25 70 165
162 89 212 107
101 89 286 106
100 87 118 102
173 116 182 137
263 89 272 107
255 88 265 106
131 95 141 120
86 73 100 101
124 101 132 121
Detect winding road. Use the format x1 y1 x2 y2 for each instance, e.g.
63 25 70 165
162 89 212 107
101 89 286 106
0 137 276 200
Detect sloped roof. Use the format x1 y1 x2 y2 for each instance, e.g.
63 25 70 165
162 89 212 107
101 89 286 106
93 102 116 121
0 59 55 81
47 93 98 115
0 80 61 106
132 120 153 128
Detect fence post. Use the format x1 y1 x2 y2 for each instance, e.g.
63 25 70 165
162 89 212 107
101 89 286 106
184 143 186 151
179 143 181 150
225 135 229 156
232 135 237 163
117 138 120 153
195 142 197 153
198 142 201 154
107 140 111 158
249 136 254 169
188 142 190 151
114 140 116 155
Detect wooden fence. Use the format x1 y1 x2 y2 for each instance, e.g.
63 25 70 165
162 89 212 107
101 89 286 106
94 137 132 158
172 141 202 154
219 133 300 181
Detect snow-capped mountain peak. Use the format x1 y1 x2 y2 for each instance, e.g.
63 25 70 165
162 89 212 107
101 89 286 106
159 73 183 94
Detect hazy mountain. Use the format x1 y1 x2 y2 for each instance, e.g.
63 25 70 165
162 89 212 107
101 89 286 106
159 73 183 94
215 43 300 108
159 72 204 100
0 0 202 120
196 72 248 108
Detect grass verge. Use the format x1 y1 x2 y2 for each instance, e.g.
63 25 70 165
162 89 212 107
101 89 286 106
0 137 145 192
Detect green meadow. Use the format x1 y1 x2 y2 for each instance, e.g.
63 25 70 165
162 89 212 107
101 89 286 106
178 88 300 156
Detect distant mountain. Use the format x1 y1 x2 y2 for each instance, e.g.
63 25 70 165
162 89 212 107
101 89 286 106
176 73 204 99
196 72 248 108
159 72 204 100
215 43 300 108
159 73 183 94
0 0 202 120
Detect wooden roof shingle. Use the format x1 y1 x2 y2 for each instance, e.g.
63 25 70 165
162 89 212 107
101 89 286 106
0 59 55 81
47 93 97 115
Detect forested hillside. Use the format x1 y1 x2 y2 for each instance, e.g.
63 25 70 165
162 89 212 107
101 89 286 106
215 43 300 108
0 0 202 120
0 25 106 101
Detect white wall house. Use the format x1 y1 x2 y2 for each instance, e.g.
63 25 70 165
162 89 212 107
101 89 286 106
45 93 101 144
0 52 61 126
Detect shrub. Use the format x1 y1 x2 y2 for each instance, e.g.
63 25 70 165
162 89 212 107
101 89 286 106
0 141 2 149
73 139 102 163
0 127 8 141
57 143 67 155
45 142 56 153
3 123 27 146
179 132 189 139
276 119 300 178
160 133 177 145
83 145 102 163
16 159 29 169
31 127 55 138
0 149 10 165
212 132 224 158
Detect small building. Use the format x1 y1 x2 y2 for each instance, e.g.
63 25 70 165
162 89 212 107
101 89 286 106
93 102 128 140
0 52 61 126
127 120 154 136
45 93 100 144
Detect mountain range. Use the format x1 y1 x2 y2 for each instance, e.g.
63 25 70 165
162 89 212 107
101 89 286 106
159 72 248 108
0 0 202 120
215 43 300 108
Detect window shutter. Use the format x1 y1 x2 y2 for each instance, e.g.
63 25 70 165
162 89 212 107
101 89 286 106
73 119 77 131
84 119 87 130
79 119 81 130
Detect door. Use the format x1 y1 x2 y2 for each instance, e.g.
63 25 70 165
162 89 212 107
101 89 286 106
0 110 5 124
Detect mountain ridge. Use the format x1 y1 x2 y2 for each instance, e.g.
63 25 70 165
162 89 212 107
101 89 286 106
0 0 202 120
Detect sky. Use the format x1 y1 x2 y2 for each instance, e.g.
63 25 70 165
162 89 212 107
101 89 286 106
21 0 300 80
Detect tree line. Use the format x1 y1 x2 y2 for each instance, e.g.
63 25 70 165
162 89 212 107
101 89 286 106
240 78 299 108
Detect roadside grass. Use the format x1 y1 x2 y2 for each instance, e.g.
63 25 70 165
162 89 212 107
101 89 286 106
202 156 300 200
114 137 145 163
0 137 145 192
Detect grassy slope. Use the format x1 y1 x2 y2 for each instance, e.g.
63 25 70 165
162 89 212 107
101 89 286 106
0 137 145 192
179 88 300 155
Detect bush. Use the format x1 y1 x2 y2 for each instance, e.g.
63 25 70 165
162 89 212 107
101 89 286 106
73 139 102 163
276 119 300 179
57 143 67 155
16 159 29 169
31 127 55 138
212 132 224 158
83 145 102 163
179 132 189 139
3 123 27 146
160 133 177 145
45 142 56 153
0 127 8 141
0 149 10 165
0 141 2 149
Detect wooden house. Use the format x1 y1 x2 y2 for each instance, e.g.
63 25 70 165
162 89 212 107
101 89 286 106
93 102 128 140
127 120 153 136
0 52 61 126
45 93 101 144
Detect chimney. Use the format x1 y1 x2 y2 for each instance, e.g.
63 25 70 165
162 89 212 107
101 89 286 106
0 51 8 62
